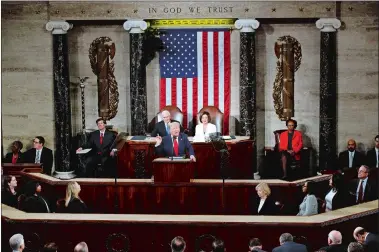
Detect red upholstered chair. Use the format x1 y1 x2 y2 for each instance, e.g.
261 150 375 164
197 106 224 133
156 105 184 126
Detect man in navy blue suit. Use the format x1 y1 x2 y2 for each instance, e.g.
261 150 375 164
272 233 307 252
155 121 196 162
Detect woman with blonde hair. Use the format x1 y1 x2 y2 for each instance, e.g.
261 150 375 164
65 182 87 213
254 182 278 215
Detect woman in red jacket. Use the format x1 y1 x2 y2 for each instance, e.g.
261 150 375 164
279 119 303 179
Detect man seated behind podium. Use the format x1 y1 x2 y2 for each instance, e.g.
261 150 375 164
155 122 196 162
76 118 116 177
338 139 365 171
151 110 184 137
25 136 53 175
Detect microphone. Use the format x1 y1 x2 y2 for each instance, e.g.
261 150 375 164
172 135 177 160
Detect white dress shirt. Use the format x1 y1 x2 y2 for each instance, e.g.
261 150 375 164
325 189 337 212
356 177 368 202
349 151 355 168
35 148 43 163
257 198 266 213
376 148 379 167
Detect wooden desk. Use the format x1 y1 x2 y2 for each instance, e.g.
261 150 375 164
117 136 254 179
21 173 331 215
2 201 378 252
153 158 194 183
2 163 42 175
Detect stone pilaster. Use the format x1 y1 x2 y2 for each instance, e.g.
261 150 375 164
46 21 73 176
123 20 148 135
316 18 341 170
234 19 260 139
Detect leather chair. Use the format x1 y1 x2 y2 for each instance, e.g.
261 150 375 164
197 106 224 133
156 105 184 126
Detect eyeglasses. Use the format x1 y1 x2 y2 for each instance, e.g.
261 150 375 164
287 124 295 127
358 170 368 173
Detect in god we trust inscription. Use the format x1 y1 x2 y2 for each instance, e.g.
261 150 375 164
148 6 234 14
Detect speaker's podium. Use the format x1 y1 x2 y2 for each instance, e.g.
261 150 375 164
153 157 195 183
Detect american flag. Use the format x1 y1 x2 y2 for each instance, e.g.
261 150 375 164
159 29 231 135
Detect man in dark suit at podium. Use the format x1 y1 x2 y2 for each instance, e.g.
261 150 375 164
151 110 184 137
77 118 116 177
155 121 196 161
25 136 53 175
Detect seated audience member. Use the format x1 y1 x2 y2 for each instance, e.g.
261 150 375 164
366 135 379 168
353 227 379 252
2 175 19 208
338 139 365 171
347 242 364 252
297 180 318 216
77 118 117 178
4 141 24 164
323 173 352 212
43 242 58 252
194 111 217 142
155 122 196 161
74 242 89 252
9 233 25 252
350 165 378 204
65 182 87 213
22 181 50 213
272 233 307 252
248 238 266 252
25 136 53 175
212 239 226 252
318 230 346 252
278 119 303 179
254 182 278 215
171 236 186 252
151 110 184 137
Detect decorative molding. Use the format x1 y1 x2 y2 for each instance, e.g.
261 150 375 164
316 18 341 32
46 21 72 34
150 18 235 28
234 19 260 32
123 20 148 33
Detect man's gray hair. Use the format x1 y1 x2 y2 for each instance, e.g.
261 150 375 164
161 110 171 116
348 242 364 252
328 230 342 244
74 242 88 252
279 233 293 244
9 233 24 250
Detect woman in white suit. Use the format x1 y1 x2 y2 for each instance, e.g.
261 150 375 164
194 111 217 142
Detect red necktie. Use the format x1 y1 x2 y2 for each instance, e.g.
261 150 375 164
100 133 104 145
357 180 364 203
173 139 179 156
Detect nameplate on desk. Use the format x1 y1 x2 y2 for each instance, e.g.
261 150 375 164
168 156 185 160
131 136 147 141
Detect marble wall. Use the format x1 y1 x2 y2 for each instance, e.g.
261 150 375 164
1 1 378 170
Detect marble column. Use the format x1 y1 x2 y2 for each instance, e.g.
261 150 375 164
46 21 74 177
316 18 341 170
123 20 148 135
234 19 260 138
